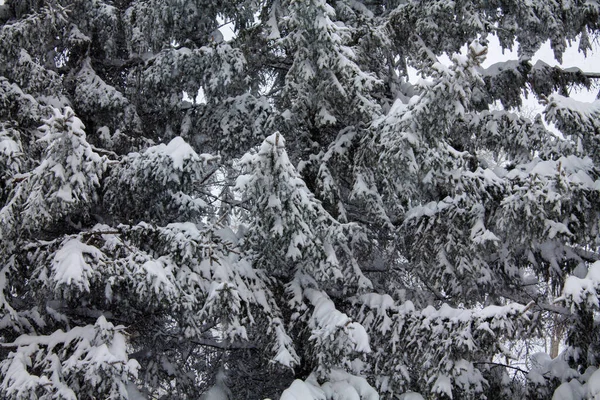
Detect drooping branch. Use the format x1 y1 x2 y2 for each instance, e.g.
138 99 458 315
473 361 529 375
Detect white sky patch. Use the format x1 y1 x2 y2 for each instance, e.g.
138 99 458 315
216 15 237 42
183 87 207 105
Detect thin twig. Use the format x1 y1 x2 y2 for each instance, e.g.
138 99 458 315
473 361 529 375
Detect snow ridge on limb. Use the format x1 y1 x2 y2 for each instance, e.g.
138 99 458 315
0 78 54 128
478 60 594 109
74 57 142 144
545 95 600 138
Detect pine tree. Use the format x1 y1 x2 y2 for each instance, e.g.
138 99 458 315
1 0 600 399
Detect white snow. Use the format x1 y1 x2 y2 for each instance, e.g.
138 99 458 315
398 392 425 400
318 106 337 125
548 94 600 119
271 317 299 367
2 316 138 398
305 288 371 353
281 370 378 400
281 379 326 400
52 238 102 292
553 380 587 400
470 220 500 244
563 261 600 307
141 258 177 296
432 374 453 399
159 136 200 171
0 136 20 156
268 194 282 209
588 368 600 399
325 369 379 400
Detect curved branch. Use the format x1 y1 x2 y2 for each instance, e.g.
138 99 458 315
473 361 529 375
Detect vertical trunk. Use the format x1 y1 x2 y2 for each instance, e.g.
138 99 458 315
550 313 565 359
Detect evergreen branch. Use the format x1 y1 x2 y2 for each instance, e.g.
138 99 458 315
189 338 257 351
8 173 31 185
570 246 600 263
197 190 252 211
81 229 122 237
472 361 529 375
90 144 119 159
266 62 292 71
156 329 256 351
197 166 220 186
499 291 571 316
415 272 452 302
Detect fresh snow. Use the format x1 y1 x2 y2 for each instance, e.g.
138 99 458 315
52 238 102 292
548 94 600 119
146 136 201 171
281 370 378 400
305 288 371 353
563 261 600 307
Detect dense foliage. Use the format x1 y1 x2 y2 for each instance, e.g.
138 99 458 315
1 0 600 399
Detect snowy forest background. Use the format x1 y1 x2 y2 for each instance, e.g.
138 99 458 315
1 0 600 399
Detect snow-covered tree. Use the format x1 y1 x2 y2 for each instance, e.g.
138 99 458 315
2 0 600 399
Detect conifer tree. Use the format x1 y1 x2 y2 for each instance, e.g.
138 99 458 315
1 0 600 399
